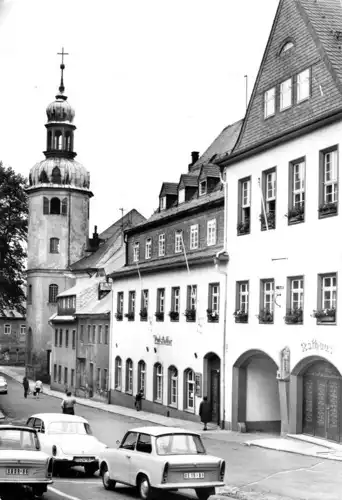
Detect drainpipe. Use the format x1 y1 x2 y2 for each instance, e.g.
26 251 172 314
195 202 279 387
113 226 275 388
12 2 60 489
214 172 229 430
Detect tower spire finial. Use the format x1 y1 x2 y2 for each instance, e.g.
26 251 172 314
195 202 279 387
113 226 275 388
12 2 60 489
57 47 69 94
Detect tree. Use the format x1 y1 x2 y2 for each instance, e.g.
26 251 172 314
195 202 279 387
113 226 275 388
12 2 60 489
0 162 28 315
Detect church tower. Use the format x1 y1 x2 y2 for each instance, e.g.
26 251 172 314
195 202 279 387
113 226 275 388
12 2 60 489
26 51 93 381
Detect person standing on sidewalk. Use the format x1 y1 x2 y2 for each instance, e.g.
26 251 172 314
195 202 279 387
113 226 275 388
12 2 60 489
23 376 29 399
34 379 43 400
199 396 212 431
61 391 76 415
134 389 144 411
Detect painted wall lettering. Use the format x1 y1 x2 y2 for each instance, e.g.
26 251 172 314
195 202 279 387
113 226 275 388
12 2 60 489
153 335 172 346
301 339 333 355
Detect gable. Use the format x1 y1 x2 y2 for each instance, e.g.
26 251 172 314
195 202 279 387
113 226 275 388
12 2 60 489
234 0 342 154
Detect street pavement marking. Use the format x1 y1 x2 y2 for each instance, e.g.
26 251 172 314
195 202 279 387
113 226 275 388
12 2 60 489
48 486 83 500
53 479 100 484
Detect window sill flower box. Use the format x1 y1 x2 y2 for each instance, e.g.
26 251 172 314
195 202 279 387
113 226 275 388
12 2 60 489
115 312 123 321
259 211 276 231
139 308 148 321
124 312 135 321
237 220 250 236
169 311 179 321
311 308 336 323
257 309 273 324
155 311 164 322
318 202 337 217
207 309 219 322
284 309 303 325
233 310 248 323
286 204 305 224
184 309 196 322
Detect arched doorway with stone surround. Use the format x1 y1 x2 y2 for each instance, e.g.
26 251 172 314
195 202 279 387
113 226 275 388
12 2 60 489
290 356 342 442
203 352 221 424
232 349 280 433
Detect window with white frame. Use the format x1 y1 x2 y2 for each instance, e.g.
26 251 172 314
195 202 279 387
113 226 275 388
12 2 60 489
117 292 124 313
175 231 183 253
20 325 26 336
160 196 166 211
185 369 195 411
280 78 292 110
321 149 338 210
187 285 197 310
145 238 152 259
208 283 220 318
169 366 178 407
154 363 163 402
98 325 102 344
238 178 251 233
50 237 60 254
237 281 249 314
115 356 122 390
297 68 310 102
171 287 180 313
141 289 149 312
289 277 304 312
4 324 11 335
290 160 305 214
126 358 133 394
178 188 185 204
261 169 276 230
133 242 140 262
49 284 59 303
199 180 207 196
264 87 275 118
158 233 165 256
128 291 135 315
138 360 146 395
190 224 199 250
207 219 216 246
260 279 274 322
321 274 337 311
157 288 165 313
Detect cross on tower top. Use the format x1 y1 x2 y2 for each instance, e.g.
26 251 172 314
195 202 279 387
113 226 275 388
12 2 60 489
57 47 69 95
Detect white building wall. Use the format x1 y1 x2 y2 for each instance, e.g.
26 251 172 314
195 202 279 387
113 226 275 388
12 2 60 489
110 263 225 417
246 358 280 421
223 119 342 424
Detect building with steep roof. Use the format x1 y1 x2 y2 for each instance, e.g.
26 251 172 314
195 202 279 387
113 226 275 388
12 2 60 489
108 120 241 424
217 0 342 441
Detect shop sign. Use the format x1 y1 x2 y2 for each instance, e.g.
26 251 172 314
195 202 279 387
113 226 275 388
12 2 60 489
301 338 333 355
153 335 172 346
279 346 290 379
195 373 202 397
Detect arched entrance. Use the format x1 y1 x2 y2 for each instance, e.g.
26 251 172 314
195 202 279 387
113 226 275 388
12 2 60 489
232 349 280 433
203 352 220 424
301 359 341 442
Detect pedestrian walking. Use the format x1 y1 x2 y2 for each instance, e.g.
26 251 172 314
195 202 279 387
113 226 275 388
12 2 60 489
61 391 76 415
134 389 143 411
199 396 212 431
23 376 29 399
34 379 43 399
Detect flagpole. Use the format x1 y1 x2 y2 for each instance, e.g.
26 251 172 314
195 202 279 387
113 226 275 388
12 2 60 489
258 178 269 231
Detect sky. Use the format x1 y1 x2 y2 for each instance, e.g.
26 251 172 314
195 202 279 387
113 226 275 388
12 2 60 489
0 0 278 233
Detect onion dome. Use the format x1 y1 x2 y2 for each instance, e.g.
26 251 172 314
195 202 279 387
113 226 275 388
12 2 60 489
28 158 90 190
46 94 75 124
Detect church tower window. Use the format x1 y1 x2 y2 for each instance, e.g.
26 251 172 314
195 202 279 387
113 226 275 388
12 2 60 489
27 285 32 304
50 238 60 254
50 197 61 215
43 197 49 214
49 284 59 303
51 166 61 184
61 198 68 215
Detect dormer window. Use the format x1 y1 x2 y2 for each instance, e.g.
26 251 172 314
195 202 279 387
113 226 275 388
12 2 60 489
178 188 185 204
281 41 294 54
199 180 207 196
297 68 310 103
280 78 292 111
160 196 166 211
264 88 275 118
133 242 140 262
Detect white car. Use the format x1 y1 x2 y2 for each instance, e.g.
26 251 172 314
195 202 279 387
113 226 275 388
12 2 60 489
26 413 107 476
0 376 8 394
99 426 226 500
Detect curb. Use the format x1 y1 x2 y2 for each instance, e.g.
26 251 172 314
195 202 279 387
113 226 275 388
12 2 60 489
210 487 294 500
246 441 342 463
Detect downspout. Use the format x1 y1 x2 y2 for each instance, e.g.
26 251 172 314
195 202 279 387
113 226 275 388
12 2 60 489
214 172 229 430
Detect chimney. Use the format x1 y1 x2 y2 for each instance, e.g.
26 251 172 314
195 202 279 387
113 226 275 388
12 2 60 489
188 151 200 171
93 225 99 241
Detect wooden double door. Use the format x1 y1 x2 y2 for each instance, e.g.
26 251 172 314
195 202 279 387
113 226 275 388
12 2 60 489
303 362 341 442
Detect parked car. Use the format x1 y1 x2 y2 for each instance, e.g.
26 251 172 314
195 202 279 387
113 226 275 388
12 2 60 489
99 426 226 500
0 424 53 499
26 413 107 476
0 376 8 394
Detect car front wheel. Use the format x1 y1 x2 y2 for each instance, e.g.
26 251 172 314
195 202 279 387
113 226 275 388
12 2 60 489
137 474 158 500
195 487 215 500
101 464 116 490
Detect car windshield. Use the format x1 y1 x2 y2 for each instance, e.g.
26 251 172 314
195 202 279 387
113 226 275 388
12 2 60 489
156 433 206 455
48 422 93 435
0 429 39 451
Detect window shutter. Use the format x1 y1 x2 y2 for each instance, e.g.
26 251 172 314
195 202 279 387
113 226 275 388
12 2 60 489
61 198 68 215
43 197 49 214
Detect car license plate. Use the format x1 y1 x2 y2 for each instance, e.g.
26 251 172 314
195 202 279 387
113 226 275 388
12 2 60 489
184 472 204 479
6 468 28 475
73 457 94 463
